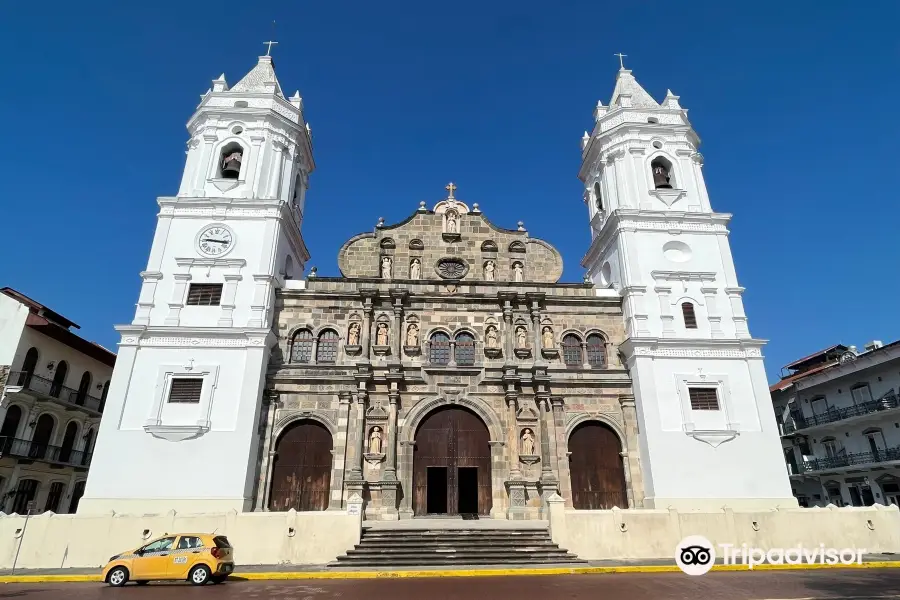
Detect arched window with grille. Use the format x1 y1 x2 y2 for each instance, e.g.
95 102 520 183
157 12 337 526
290 330 314 363
455 332 475 366
562 334 583 367
316 330 340 364
75 372 91 406
682 302 698 329
586 334 607 368
429 332 451 365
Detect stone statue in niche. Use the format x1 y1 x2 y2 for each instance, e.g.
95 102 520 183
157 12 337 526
348 322 361 346
381 256 393 279
542 326 554 348
410 258 421 279
406 323 419 347
446 210 458 234
369 426 383 454
483 260 495 281
521 428 535 455
485 325 500 349
515 326 528 349
376 323 389 346
512 262 524 282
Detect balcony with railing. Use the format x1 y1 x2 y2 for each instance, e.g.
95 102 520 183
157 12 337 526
5 371 103 413
799 445 900 473
0 436 92 468
782 391 899 434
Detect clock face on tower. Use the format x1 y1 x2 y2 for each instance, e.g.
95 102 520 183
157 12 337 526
196 224 235 257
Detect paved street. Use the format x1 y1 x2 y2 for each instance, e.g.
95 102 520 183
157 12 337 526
3 569 900 599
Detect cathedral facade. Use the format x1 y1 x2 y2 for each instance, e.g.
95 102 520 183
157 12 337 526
78 52 796 517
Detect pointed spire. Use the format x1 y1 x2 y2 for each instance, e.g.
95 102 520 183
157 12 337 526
290 91 303 110
663 89 682 109
609 68 659 109
231 55 285 98
581 131 590 151
212 73 228 93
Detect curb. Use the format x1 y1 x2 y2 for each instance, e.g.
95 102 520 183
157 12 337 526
1 561 900 583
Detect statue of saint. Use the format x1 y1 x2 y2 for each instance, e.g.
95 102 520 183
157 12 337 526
521 428 535 455
381 256 392 279
513 262 524 282
483 260 495 281
376 323 389 346
485 325 499 349
348 322 360 346
516 326 527 349
406 323 419 347
369 427 383 454
446 210 458 234
410 258 421 279
542 326 554 349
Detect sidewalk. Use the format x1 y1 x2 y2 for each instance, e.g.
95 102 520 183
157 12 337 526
1 554 899 582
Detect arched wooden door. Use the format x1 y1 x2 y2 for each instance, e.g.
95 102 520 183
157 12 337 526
413 406 491 516
29 415 54 460
60 422 78 463
568 421 627 509
269 420 332 512
21 348 38 387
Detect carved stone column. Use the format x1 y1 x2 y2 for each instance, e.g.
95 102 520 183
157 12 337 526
498 292 516 360
537 395 556 485
360 290 377 360
383 385 400 482
390 289 407 359
347 388 367 482
550 396 571 502
506 394 521 480
254 394 281 511
261 450 277 510
618 394 642 507
332 391 353 508
525 293 545 356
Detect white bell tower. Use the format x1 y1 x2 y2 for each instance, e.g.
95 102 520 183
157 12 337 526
80 52 314 513
581 64 796 510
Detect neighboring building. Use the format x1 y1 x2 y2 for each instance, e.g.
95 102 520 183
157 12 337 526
0 287 115 514
80 52 794 516
772 340 900 507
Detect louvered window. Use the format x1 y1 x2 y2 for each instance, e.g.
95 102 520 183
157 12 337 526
682 302 698 329
168 378 203 403
689 387 719 411
186 284 222 306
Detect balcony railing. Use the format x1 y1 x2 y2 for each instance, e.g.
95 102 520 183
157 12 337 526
783 392 899 433
0 436 92 467
800 446 900 472
6 371 103 412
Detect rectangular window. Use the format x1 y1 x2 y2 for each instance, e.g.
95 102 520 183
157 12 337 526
186 284 222 306
167 378 203 403
851 384 873 404
44 482 65 513
688 387 719 411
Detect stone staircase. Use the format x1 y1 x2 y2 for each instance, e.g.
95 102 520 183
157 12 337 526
329 525 585 568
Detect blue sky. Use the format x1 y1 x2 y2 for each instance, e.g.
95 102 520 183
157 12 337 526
0 1 897 382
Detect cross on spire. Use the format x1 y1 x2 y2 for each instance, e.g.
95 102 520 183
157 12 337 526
445 182 457 199
264 40 278 56
614 52 627 70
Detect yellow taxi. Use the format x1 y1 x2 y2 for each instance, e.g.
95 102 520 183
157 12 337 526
102 533 235 586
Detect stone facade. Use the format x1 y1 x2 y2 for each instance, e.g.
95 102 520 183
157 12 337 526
255 195 642 520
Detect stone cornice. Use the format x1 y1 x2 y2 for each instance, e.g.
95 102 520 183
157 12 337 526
620 337 767 362
115 325 276 349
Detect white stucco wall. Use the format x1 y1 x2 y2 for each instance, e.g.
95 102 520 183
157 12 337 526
0 294 28 366
0 507 361 569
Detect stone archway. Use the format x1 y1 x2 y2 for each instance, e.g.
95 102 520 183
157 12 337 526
412 405 491 516
269 420 333 512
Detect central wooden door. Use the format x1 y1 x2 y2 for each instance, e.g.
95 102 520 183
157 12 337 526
413 406 491 516
568 421 627 509
269 420 332 512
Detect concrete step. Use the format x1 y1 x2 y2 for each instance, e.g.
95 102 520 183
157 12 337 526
352 541 562 550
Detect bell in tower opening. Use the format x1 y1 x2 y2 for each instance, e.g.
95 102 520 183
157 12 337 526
651 158 673 189
221 146 243 179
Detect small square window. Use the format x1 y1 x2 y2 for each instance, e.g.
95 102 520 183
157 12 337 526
168 378 203 403
689 387 719 411
186 284 222 306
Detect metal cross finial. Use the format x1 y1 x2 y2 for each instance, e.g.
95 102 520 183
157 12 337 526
445 182 457 199
264 40 278 56
614 53 627 70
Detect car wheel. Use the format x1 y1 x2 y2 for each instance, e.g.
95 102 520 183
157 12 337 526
211 575 227 584
136 581 149 586
189 564 211 586
108 566 129 587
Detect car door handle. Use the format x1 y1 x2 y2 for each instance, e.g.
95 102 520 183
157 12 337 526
160 553 169 556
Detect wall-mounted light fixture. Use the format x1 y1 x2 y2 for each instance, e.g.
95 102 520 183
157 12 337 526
46 362 55 371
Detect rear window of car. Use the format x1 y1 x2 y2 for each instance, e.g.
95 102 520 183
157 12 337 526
213 536 232 549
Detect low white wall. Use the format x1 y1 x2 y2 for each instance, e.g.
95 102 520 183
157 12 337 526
547 494 900 560
0 502 363 569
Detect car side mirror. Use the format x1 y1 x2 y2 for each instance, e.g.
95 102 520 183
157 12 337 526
136 549 144 556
